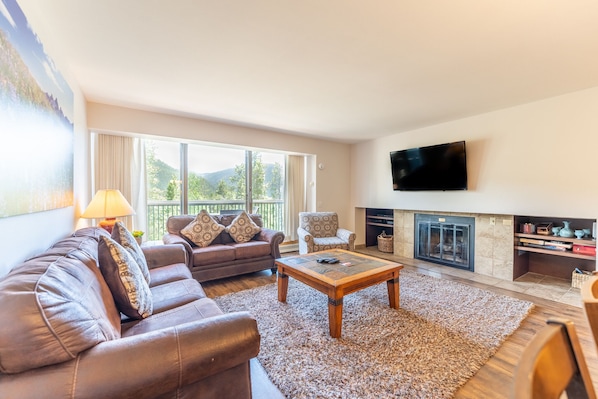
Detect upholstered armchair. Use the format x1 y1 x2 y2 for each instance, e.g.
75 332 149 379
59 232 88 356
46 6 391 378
297 212 356 254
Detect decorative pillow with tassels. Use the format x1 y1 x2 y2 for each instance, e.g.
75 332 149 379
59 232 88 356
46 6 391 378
98 236 153 319
180 209 225 247
226 211 262 243
111 222 150 284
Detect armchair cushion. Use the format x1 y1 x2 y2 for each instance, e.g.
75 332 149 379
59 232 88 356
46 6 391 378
181 210 225 247
298 212 356 254
226 211 262 243
98 236 153 320
299 212 339 238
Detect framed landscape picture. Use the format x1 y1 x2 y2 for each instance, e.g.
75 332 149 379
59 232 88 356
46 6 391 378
0 0 74 217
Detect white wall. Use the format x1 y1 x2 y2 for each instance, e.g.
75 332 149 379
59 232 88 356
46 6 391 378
352 87 598 222
86 102 354 228
0 3 91 277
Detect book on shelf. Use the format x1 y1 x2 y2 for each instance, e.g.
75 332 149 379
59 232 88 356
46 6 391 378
521 242 567 251
544 241 573 249
519 238 545 246
521 242 545 249
542 245 568 251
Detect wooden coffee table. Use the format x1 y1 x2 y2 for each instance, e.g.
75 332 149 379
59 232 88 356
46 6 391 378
276 249 403 338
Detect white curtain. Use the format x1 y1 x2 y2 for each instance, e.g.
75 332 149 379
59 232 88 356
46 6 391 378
94 134 146 232
284 155 306 241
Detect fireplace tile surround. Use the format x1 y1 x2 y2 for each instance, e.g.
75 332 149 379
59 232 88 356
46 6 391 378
392 210 515 281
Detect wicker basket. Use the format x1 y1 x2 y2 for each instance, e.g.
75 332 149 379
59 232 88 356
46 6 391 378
572 271 593 289
377 233 394 253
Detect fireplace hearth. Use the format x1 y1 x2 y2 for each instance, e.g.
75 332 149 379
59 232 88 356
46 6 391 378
415 214 475 271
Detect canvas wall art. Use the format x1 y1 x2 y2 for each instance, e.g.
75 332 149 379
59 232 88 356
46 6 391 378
0 0 74 217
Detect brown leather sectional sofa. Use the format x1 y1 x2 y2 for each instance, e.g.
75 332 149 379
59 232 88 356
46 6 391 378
0 227 274 398
163 214 285 282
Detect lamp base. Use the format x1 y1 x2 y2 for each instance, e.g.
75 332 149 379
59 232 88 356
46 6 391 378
98 218 119 234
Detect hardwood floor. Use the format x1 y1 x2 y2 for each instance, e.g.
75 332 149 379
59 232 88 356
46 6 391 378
200 250 598 398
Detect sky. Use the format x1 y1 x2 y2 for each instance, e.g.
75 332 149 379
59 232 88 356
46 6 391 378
151 141 284 173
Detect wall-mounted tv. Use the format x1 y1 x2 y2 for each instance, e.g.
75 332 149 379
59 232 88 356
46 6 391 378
390 141 467 191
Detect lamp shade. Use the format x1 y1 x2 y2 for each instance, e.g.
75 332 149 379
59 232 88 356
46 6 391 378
81 189 136 219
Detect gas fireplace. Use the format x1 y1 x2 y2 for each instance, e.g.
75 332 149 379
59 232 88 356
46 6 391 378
415 214 475 272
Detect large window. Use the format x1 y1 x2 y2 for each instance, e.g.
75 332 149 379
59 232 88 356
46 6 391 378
145 140 285 240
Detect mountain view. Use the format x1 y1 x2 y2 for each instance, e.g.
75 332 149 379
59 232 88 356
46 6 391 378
148 156 283 201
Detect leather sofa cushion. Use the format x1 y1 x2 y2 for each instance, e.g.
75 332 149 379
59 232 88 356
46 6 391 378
50 236 101 258
149 262 193 287
72 226 111 240
232 241 271 260
121 298 223 336
0 248 121 374
192 244 236 266
150 279 207 314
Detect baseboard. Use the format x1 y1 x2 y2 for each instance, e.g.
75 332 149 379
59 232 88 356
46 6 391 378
280 243 298 253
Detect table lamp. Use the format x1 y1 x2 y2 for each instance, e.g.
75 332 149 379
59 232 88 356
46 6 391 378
81 189 136 233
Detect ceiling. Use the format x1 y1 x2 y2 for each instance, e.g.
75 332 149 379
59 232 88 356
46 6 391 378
17 0 598 143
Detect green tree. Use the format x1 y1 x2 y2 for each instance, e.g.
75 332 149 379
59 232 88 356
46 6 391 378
230 153 267 200
188 173 213 200
252 153 266 199
165 175 180 200
268 162 282 199
145 143 164 200
230 163 246 199
215 179 232 199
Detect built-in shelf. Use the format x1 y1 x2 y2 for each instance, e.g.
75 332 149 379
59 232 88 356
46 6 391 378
366 208 394 248
513 216 597 280
514 233 596 260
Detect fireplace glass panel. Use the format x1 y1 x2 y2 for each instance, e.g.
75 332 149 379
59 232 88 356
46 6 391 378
415 214 474 271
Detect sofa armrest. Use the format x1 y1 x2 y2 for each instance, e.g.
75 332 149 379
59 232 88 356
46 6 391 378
297 227 312 242
336 228 356 251
163 233 194 267
297 227 314 254
0 312 260 399
255 228 285 258
142 243 188 269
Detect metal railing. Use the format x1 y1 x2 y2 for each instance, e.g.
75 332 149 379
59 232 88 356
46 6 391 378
146 199 284 241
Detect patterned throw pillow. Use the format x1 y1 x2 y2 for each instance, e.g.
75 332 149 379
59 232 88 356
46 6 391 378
98 236 153 319
111 222 151 284
226 211 262 243
180 210 225 247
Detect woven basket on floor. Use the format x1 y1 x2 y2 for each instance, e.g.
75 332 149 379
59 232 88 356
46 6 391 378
377 234 393 253
572 271 593 289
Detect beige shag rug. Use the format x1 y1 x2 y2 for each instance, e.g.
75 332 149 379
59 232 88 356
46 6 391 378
214 270 533 398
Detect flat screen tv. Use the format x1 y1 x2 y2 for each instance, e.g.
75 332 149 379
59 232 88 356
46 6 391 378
390 141 467 191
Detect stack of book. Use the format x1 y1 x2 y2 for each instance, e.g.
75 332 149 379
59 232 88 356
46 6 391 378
520 238 572 251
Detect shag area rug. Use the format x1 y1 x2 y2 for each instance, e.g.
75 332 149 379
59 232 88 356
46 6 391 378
214 270 533 398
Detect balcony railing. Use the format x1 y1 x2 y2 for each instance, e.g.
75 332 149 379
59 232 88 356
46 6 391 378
146 199 284 241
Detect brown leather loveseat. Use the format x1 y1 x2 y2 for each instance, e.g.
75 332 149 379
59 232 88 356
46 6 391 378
163 212 285 282
0 226 261 398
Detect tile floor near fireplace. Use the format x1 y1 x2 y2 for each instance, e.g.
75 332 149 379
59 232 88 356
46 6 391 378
360 247 583 308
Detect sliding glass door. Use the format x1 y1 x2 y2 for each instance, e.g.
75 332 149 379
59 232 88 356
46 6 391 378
145 139 285 240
